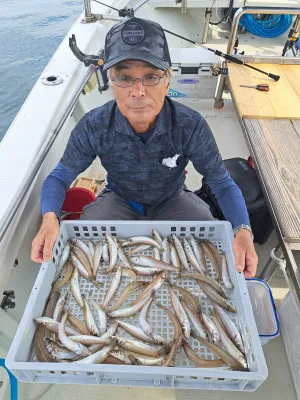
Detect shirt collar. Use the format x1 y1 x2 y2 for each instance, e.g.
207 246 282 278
114 98 172 136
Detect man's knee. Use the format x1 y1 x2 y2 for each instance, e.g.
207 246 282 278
150 190 214 221
80 190 140 220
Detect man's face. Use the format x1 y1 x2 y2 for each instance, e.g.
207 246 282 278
110 61 170 133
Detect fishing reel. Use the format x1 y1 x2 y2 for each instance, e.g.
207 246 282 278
69 34 109 92
210 63 229 76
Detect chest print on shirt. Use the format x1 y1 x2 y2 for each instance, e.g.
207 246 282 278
162 154 180 168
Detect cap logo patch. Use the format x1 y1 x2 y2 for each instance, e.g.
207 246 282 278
122 22 145 45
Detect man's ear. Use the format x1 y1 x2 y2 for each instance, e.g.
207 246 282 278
165 80 170 94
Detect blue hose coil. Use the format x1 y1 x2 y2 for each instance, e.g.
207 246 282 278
239 14 293 38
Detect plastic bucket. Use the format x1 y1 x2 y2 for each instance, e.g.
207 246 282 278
246 278 280 345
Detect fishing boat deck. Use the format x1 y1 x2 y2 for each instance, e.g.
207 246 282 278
3 3 299 399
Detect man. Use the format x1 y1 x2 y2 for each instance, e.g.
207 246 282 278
31 17 258 277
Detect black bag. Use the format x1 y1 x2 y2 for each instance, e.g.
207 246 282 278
194 157 273 245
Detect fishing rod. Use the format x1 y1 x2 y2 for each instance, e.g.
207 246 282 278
77 0 280 81
163 28 280 81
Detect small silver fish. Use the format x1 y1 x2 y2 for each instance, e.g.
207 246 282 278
70 268 83 308
190 236 206 273
73 339 116 364
52 292 68 322
127 244 151 255
153 247 161 261
162 237 171 264
34 317 80 336
102 264 122 309
170 242 180 270
87 241 95 258
82 295 100 336
181 300 207 340
212 314 247 369
117 320 156 343
122 236 162 250
169 287 191 339
214 305 244 353
115 337 161 357
102 242 109 262
202 313 220 343
53 242 70 282
114 236 133 269
90 295 107 335
58 312 90 356
105 234 118 272
108 292 152 318
69 335 110 345
221 251 234 290
172 234 191 272
44 338 78 361
152 229 163 247
92 241 103 278
70 238 93 267
130 256 177 272
139 296 153 336
183 237 204 274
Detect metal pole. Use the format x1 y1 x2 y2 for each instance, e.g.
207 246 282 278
133 0 150 13
0 65 97 242
181 0 187 14
202 8 212 44
84 0 94 22
214 7 300 107
259 245 284 282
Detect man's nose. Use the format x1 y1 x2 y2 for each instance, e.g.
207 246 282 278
131 78 146 97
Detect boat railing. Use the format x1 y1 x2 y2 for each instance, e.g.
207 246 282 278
215 7 300 108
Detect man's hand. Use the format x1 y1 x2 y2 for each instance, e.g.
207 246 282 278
31 212 60 263
232 229 258 278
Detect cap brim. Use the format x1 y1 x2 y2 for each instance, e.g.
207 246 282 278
103 51 170 72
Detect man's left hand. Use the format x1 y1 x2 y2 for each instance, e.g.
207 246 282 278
232 229 258 278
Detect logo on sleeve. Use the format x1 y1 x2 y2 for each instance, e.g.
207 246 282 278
122 22 145 45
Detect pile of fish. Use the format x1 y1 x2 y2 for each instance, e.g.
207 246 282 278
33 229 248 371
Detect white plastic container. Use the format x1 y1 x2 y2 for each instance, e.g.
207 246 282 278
246 279 280 345
6 221 268 391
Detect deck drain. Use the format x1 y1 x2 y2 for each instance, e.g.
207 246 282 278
42 75 63 86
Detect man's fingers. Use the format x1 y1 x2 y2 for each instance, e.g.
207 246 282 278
43 236 55 261
236 264 244 272
234 251 246 273
31 238 45 263
243 258 258 278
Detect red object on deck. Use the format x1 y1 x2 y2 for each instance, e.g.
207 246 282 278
247 156 254 169
61 188 96 220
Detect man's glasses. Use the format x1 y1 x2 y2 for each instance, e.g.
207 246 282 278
111 73 166 88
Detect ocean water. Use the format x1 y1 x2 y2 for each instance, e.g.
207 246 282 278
0 0 83 139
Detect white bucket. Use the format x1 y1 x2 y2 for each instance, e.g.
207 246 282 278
246 278 280 345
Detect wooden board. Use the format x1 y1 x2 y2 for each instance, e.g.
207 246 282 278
228 63 300 119
244 118 300 245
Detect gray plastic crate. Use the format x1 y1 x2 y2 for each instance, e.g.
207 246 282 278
6 221 268 390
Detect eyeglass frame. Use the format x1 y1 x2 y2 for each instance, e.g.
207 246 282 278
110 72 167 88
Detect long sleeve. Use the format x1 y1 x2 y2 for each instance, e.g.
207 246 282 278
206 171 250 229
41 111 99 217
40 162 78 217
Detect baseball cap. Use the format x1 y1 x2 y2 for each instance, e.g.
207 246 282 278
103 17 172 72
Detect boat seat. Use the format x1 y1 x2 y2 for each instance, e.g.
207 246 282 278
243 118 300 250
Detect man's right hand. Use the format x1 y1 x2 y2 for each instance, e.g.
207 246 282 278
31 212 60 263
